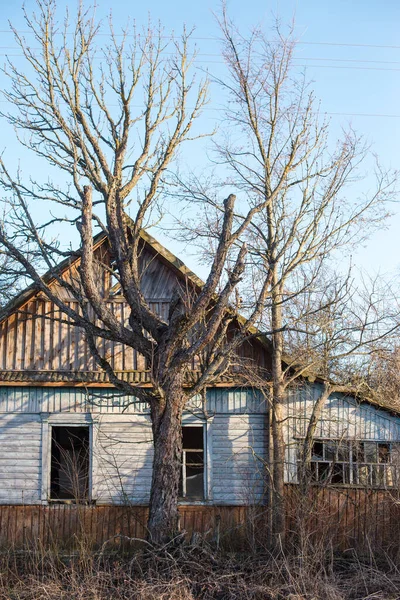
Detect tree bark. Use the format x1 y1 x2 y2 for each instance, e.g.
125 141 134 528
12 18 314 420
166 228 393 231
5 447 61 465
298 383 332 495
270 274 286 546
147 381 185 544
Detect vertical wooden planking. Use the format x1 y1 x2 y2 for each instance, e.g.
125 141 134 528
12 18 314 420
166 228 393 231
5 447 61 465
24 304 34 370
39 301 46 370
0 320 6 370
61 307 70 370
76 304 85 372
43 302 51 369
6 313 16 370
48 302 55 370
16 311 27 370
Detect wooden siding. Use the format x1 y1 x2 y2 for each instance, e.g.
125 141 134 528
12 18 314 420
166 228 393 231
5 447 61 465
0 236 269 381
95 415 153 504
0 387 267 506
0 414 41 504
93 413 266 506
0 386 267 414
0 488 399 553
284 383 400 483
0 299 160 373
0 240 186 375
212 415 266 504
1 384 400 504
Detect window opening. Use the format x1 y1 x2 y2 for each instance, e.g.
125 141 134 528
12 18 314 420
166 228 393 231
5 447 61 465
299 439 400 488
50 426 90 501
179 426 204 501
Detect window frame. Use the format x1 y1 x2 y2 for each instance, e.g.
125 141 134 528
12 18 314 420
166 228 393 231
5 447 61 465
41 414 95 504
297 438 400 489
179 417 213 504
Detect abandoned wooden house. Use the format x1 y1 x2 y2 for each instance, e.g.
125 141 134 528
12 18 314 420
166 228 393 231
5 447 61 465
0 231 399 549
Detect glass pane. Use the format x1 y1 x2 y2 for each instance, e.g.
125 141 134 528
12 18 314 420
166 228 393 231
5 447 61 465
317 462 331 482
372 464 386 487
185 451 204 465
391 443 400 466
325 441 337 461
337 441 350 462
363 442 378 463
185 466 204 500
352 441 364 463
356 464 371 487
331 463 345 484
385 465 395 487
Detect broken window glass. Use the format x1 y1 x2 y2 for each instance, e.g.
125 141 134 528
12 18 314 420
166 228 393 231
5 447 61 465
298 439 398 488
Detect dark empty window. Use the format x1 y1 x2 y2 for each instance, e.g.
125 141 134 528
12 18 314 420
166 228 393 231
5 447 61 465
50 426 90 501
299 439 400 488
179 426 204 501
302 440 351 484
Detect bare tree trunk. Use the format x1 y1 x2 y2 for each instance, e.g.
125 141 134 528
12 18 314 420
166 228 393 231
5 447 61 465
298 383 332 495
147 381 185 544
270 275 286 546
271 376 286 544
264 406 274 546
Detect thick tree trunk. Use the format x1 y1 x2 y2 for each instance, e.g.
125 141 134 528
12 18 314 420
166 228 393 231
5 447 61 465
147 382 185 544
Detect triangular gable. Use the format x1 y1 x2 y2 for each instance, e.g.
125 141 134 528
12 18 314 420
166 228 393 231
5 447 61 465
0 230 228 379
0 230 206 324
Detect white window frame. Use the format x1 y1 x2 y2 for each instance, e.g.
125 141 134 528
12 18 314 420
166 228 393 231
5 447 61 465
41 413 95 503
180 416 213 504
297 438 400 488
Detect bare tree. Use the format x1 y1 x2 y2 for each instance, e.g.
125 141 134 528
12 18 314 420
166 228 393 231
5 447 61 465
0 0 276 543
0 217 33 305
188 11 398 543
0 255 22 306
287 273 400 493
355 344 400 413
0 0 397 546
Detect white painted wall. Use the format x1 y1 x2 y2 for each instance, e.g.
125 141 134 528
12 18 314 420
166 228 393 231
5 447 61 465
0 385 400 504
0 413 41 504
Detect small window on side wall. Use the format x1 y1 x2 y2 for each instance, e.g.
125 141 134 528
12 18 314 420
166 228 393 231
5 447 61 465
50 426 90 502
179 426 204 501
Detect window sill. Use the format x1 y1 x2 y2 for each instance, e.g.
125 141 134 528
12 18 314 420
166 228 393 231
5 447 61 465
291 482 398 491
178 500 214 506
47 499 96 505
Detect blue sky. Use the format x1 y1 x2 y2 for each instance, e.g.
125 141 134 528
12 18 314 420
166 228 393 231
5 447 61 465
0 0 399 278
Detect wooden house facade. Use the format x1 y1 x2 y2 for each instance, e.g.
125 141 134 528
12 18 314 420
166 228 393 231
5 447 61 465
0 232 399 549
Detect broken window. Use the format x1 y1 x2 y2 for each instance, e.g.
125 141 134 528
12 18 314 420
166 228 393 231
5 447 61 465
305 439 351 484
299 439 400 488
50 426 90 501
179 426 204 501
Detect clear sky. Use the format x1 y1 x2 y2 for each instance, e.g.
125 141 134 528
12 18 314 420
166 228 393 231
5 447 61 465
0 0 399 279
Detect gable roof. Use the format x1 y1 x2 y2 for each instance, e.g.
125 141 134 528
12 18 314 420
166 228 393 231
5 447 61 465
0 229 206 325
1 229 399 417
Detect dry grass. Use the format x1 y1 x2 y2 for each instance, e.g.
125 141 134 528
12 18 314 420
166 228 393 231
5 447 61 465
0 537 399 600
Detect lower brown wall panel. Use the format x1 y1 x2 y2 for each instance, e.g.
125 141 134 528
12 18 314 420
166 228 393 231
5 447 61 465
0 487 399 552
